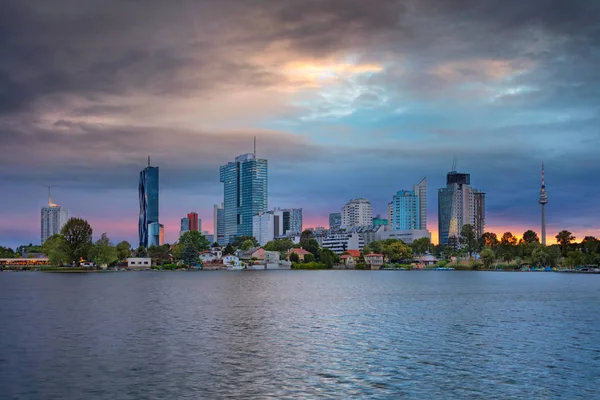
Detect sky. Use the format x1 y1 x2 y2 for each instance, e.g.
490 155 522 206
1 0 599 248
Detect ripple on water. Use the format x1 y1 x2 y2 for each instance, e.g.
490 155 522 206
1 271 599 399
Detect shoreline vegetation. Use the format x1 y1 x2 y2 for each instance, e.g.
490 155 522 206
1 219 599 274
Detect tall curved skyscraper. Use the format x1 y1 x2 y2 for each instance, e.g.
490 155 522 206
139 159 159 248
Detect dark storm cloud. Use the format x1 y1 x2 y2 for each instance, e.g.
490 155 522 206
1 0 599 245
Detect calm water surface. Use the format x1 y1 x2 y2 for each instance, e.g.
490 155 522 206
1 271 599 399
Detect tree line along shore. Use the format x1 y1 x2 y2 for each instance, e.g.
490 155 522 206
1 218 598 271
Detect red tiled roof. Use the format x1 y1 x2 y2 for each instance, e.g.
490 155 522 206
340 254 352 259
287 248 311 255
346 250 361 257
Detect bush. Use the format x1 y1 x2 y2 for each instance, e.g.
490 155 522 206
355 263 366 270
435 260 448 268
303 253 315 263
291 262 329 269
162 263 179 270
396 263 412 270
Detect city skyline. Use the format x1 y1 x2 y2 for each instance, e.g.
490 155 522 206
1 1 599 247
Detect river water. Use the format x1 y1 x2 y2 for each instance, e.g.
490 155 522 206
1 271 599 399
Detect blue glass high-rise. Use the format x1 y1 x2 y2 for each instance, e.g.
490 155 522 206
139 165 159 247
220 153 268 243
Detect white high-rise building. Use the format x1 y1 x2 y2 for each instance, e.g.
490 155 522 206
321 232 364 254
413 177 427 230
252 211 284 246
341 198 372 228
41 189 68 244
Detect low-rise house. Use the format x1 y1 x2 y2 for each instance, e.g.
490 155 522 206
264 251 280 264
127 257 152 269
416 253 438 266
340 254 356 266
223 255 244 269
364 253 384 269
286 248 312 261
340 250 361 267
239 247 265 261
199 251 217 263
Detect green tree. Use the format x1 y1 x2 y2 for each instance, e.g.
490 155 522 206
362 245 372 255
180 231 210 253
41 234 68 266
556 230 575 256
565 250 584 268
263 238 294 253
480 248 496 269
319 248 337 268
289 252 300 263
531 246 552 267
182 244 198 266
580 236 599 256
241 239 255 251
18 244 43 254
522 230 539 244
148 244 171 265
304 253 315 263
479 232 499 248
136 246 148 257
0 246 17 258
300 229 314 243
301 239 320 258
383 240 412 262
369 241 383 255
498 232 518 262
547 245 561 267
61 218 93 264
231 236 258 248
115 241 132 261
95 233 118 266
411 237 432 255
212 242 219 248
223 243 235 255
460 224 479 258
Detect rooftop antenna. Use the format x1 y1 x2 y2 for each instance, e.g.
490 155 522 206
48 186 52 206
148 156 151 167
451 157 457 172
253 136 256 158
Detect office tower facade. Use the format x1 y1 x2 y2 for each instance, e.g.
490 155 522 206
329 212 342 231
391 190 419 231
252 211 282 246
187 212 199 231
220 153 268 243
341 198 373 228
214 203 226 246
180 217 190 237
148 222 164 247
282 208 303 235
438 170 485 246
413 177 427 230
539 163 548 245
139 160 159 248
41 189 68 244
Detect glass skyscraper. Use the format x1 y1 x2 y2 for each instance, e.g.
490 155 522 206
329 212 341 231
139 163 159 248
220 153 268 243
